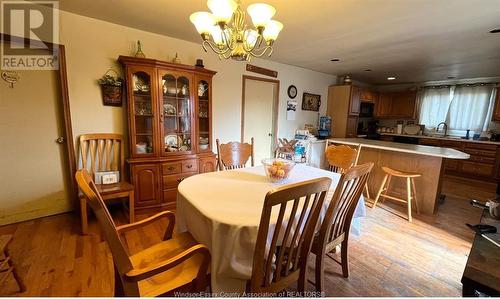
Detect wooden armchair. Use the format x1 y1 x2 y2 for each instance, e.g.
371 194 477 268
247 177 332 295
216 138 254 170
310 163 373 292
75 169 211 296
78 133 134 234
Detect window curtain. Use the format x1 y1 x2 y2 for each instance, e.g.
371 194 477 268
447 85 494 134
418 87 452 129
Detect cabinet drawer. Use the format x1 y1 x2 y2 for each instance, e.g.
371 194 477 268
419 138 441 146
461 161 495 177
465 149 496 158
162 162 182 175
465 143 497 151
444 159 460 171
441 140 463 149
162 173 194 189
182 159 198 173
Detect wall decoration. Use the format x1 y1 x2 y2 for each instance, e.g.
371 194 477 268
134 40 146 58
98 69 124 106
246 64 278 78
1 70 19 88
286 99 297 120
287 85 297 99
301 92 321 111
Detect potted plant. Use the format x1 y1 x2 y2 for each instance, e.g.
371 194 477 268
98 69 124 106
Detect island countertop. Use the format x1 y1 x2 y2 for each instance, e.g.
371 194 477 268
328 138 470 160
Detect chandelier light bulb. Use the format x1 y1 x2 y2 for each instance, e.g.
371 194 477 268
190 12 215 35
244 29 259 48
263 20 283 41
207 0 237 24
247 3 276 30
210 25 225 46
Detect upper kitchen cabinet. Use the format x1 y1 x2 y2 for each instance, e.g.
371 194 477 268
360 89 378 102
349 86 361 116
374 91 417 119
492 87 500 121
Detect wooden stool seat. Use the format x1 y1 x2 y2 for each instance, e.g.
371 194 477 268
381 167 421 178
373 167 421 222
0 235 25 293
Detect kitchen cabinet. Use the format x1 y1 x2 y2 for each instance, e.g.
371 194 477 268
360 90 378 102
327 85 360 137
349 86 361 116
346 116 358 137
131 164 161 208
374 91 417 119
492 87 500 121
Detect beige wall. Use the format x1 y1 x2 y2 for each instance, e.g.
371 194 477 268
59 10 335 153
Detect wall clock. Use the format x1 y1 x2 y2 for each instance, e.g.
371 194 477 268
287 85 297 99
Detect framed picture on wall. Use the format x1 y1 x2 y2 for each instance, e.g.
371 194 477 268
301 92 321 111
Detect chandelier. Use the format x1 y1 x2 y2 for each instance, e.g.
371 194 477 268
190 0 283 61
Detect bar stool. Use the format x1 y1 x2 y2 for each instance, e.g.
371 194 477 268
373 166 421 222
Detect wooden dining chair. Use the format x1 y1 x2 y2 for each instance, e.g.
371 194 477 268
325 144 371 199
310 163 373 292
75 169 211 296
0 235 25 293
247 177 332 295
78 133 134 235
216 138 254 170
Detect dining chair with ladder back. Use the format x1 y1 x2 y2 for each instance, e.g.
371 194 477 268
325 144 371 199
310 163 374 292
216 138 254 170
75 169 211 296
78 133 134 235
247 177 332 295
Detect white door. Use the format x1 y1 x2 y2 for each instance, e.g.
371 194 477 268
0 68 71 225
243 78 278 165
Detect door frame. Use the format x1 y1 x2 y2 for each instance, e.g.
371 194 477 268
241 75 280 152
1 33 77 210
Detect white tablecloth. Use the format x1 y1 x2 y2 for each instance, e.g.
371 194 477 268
176 165 365 294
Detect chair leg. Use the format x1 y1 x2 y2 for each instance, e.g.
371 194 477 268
340 239 349 278
406 178 412 222
4 248 25 292
80 198 89 235
114 267 124 297
128 191 135 223
363 183 371 200
373 174 388 208
381 176 391 203
314 252 325 292
411 178 420 215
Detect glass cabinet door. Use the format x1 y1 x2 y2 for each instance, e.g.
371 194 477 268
196 78 211 152
160 71 193 155
131 70 156 156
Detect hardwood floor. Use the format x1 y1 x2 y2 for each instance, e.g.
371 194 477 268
0 178 493 296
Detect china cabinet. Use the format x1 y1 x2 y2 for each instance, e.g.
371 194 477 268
119 56 217 211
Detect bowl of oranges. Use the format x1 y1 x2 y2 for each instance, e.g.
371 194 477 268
262 158 295 183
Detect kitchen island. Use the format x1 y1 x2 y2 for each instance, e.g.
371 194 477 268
327 138 470 214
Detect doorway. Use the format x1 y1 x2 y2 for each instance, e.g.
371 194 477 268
0 38 75 225
241 75 279 165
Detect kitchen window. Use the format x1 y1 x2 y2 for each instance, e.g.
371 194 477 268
418 84 496 136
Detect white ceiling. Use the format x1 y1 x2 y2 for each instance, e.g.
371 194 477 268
59 0 500 85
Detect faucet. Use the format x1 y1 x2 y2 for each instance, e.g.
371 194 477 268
436 122 448 137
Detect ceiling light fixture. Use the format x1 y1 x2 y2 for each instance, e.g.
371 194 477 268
190 0 283 61
330 59 340 62
364 69 372 72
489 28 500 33
387 77 396 80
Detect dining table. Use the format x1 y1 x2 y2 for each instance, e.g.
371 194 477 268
176 164 366 294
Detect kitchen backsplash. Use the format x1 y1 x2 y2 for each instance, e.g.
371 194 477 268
376 118 500 134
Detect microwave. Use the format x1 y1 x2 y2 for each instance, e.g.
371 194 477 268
360 102 374 117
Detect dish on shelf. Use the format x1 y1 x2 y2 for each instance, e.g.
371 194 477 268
165 134 182 147
136 142 147 154
199 144 209 150
163 103 176 116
